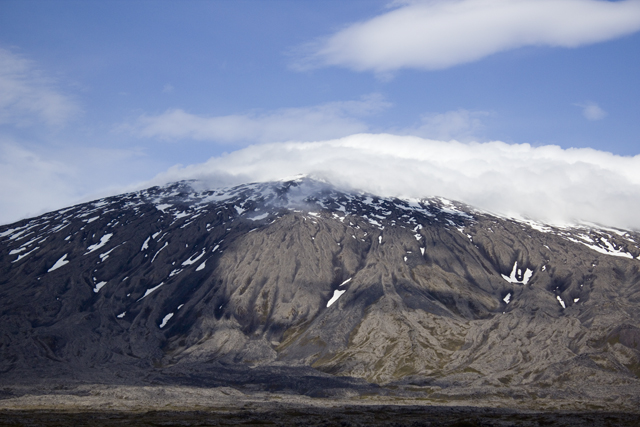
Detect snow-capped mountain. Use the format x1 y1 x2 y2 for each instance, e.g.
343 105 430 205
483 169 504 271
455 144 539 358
1 177 640 403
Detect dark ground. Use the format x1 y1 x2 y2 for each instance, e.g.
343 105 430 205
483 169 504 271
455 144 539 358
1 406 639 427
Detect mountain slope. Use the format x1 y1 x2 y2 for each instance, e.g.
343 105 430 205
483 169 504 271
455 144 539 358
1 177 640 404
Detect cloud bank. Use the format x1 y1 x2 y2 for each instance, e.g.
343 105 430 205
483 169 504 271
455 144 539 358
149 134 640 230
127 94 390 144
297 0 640 73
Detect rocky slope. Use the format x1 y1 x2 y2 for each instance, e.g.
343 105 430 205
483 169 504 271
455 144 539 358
1 177 640 404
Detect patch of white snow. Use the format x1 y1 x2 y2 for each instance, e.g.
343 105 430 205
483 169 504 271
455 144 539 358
85 233 113 254
249 212 269 221
93 281 107 293
327 289 346 307
503 293 511 304
138 282 164 301
151 242 168 263
557 295 566 309
48 254 69 272
159 313 174 328
141 236 150 251
501 261 533 285
182 248 206 266
12 246 39 263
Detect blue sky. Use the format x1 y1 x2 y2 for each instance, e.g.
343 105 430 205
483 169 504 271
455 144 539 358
1 0 640 227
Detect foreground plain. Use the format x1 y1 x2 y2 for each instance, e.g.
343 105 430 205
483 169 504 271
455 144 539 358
1 384 639 427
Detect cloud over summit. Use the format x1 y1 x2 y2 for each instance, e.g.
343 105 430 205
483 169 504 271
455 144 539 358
150 134 640 230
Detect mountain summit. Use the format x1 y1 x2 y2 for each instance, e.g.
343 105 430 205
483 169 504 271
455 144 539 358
1 177 640 406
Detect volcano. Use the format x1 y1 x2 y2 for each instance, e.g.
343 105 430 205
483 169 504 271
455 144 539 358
1 177 640 408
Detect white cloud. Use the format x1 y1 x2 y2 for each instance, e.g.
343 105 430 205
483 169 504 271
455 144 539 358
126 94 391 143
576 101 607 120
0 47 79 127
148 134 640 230
0 138 157 226
405 109 489 141
296 0 640 73
0 141 78 224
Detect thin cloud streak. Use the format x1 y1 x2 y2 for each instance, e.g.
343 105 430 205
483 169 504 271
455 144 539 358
149 134 640 230
0 47 79 127
126 94 391 144
405 109 490 141
295 0 640 73
576 101 607 121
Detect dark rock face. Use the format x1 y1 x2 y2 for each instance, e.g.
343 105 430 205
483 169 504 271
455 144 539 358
1 177 640 401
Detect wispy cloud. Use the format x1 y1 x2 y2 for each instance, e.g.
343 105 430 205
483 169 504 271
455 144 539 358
0 141 77 223
0 47 80 127
404 109 490 141
295 0 640 74
149 134 640 230
575 101 607 121
124 94 391 143
0 137 155 226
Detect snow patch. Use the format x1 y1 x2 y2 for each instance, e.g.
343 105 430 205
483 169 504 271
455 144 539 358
12 246 39 263
249 212 269 221
151 241 168 263
138 283 164 301
85 233 113 254
99 245 119 262
182 248 206 266
503 293 512 304
501 261 533 285
141 236 150 251
557 295 566 309
327 289 346 307
196 261 206 271
159 313 174 328
568 237 634 259
340 278 352 287
93 281 107 293
48 254 69 272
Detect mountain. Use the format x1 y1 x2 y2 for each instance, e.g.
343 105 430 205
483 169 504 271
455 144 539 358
1 177 640 407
